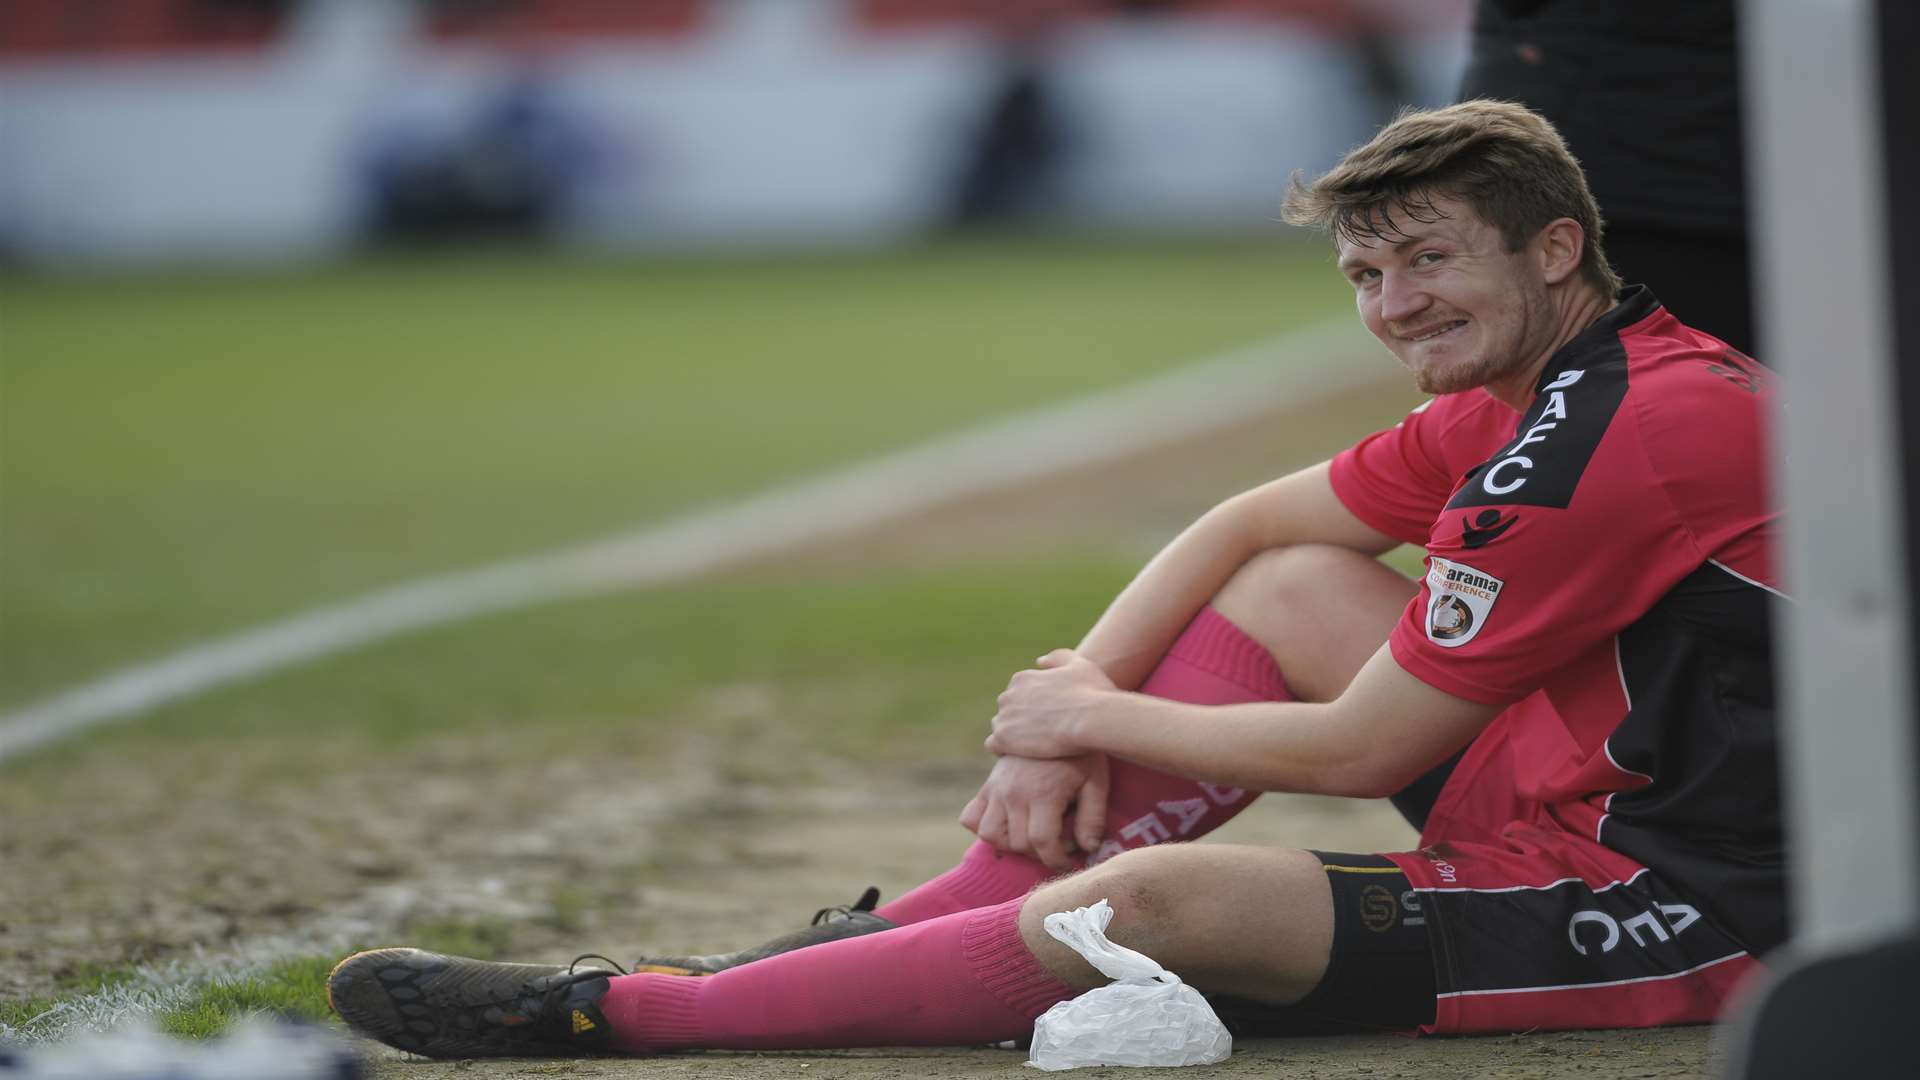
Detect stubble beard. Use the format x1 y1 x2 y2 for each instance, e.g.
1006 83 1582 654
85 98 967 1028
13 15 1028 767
1408 345 1531 396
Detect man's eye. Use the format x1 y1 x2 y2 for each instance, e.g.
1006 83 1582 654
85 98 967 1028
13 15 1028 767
1414 251 1444 266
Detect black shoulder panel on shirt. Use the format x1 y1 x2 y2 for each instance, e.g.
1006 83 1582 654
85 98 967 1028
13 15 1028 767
1445 338 1630 511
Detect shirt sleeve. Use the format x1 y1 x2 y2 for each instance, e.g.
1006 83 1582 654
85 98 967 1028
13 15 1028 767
1329 396 1470 546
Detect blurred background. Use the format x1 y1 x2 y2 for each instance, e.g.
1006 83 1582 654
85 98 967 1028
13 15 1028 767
0 0 1470 715
0 0 1469 263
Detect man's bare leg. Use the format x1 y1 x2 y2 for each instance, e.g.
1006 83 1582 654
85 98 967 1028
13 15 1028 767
588 843 1333 1053
1209 543 1416 705
1019 843 1336 1002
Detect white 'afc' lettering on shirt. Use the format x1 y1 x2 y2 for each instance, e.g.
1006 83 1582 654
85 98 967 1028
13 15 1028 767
1482 368 1584 497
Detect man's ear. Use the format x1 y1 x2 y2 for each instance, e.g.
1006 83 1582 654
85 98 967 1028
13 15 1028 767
1536 218 1586 286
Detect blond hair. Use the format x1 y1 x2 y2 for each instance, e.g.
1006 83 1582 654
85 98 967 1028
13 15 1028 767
1283 100 1623 297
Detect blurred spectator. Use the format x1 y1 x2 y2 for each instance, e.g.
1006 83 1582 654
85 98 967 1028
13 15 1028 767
363 72 597 245
947 44 1066 227
946 5 1072 228
1460 0 1755 356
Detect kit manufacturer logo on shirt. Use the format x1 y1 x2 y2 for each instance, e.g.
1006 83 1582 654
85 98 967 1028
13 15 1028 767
1460 508 1519 548
1425 557 1504 647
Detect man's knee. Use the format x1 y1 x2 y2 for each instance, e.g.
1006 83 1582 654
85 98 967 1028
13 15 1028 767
1017 847 1205 985
1024 848 1181 939
1210 545 1414 701
1216 545 1368 614
1017 845 1333 1001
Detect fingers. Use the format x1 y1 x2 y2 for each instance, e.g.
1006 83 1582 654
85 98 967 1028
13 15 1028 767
975 799 1009 852
1074 757 1111 854
1027 798 1072 871
1034 648 1078 669
1003 798 1031 859
959 791 986 834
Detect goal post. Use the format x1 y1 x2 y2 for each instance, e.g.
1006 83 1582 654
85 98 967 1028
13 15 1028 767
1723 0 1918 1073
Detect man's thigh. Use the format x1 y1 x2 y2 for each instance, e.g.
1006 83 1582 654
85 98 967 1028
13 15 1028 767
1210 545 1415 702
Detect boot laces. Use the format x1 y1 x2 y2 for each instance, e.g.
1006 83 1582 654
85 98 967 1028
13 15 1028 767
567 953 629 977
810 886 882 926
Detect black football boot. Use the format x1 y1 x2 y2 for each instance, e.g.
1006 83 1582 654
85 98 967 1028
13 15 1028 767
327 948 623 1059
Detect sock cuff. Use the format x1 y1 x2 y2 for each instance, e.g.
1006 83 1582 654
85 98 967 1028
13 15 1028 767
1168 606 1292 700
959 897 1077 1020
611 973 703 1051
946 841 1050 894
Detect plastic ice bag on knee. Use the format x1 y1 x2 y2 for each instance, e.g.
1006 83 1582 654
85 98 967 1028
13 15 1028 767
1026 899 1232 1070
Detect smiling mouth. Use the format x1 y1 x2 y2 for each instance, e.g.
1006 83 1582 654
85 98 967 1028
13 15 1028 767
1403 320 1468 343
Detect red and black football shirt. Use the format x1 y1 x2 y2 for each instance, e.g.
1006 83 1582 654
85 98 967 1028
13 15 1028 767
1329 286 1785 952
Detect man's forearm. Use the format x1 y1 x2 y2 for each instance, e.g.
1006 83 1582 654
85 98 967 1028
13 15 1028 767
1066 693 1382 797
1007 648 1503 800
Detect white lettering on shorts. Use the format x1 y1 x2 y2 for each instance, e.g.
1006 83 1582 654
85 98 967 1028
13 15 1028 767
1568 903 1702 956
1199 783 1246 806
1158 798 1209 836
1422 847 1459 884
1424 557 1505 648
1119 813 1172 846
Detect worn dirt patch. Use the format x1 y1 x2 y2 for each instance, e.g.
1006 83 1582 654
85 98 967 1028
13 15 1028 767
359 1027 1718 1080
325 765 1716 1079
0 699 1719 1076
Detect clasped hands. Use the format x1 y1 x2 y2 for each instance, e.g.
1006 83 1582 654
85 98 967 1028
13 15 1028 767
960 648 1122 870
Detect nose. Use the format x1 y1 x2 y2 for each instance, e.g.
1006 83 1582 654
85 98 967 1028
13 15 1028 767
1378 270 1430 325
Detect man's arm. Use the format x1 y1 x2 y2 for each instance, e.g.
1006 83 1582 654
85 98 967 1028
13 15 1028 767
1072 461 1400 691
986 644 1502 799
962 460 1406 869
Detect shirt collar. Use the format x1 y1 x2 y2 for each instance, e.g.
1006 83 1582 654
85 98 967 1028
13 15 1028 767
1531 285 1660 394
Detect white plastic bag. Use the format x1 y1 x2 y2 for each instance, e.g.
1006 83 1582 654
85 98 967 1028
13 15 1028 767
1026 899 1233 1071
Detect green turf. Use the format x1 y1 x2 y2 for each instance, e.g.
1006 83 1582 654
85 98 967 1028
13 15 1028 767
153 955 338 1039
0 932 509 1041
7 550 1138 776
0 996 54 1034
0 237 1349 710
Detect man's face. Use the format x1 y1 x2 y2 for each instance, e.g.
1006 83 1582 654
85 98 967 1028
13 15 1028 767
1335 195 1558 398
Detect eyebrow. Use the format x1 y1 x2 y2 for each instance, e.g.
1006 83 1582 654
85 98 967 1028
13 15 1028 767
1337 232 1432 271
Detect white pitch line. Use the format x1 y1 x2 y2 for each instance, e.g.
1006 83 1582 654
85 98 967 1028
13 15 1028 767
0 315 1386 763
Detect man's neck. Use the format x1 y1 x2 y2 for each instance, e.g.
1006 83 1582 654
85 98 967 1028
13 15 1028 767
1484 285 1617 411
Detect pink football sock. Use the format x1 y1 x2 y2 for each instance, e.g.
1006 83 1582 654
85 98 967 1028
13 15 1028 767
877 606 1291 925
600 896 1074 1052
875 839 1054 928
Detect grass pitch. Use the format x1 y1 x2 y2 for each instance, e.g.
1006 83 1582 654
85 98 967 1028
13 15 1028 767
0 236 1348 711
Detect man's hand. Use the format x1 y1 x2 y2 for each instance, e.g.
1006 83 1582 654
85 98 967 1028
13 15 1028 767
985 649 1119 760
959 752 1109 871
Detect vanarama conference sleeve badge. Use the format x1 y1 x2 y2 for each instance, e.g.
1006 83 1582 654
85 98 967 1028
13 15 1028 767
1424 557 1504 648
